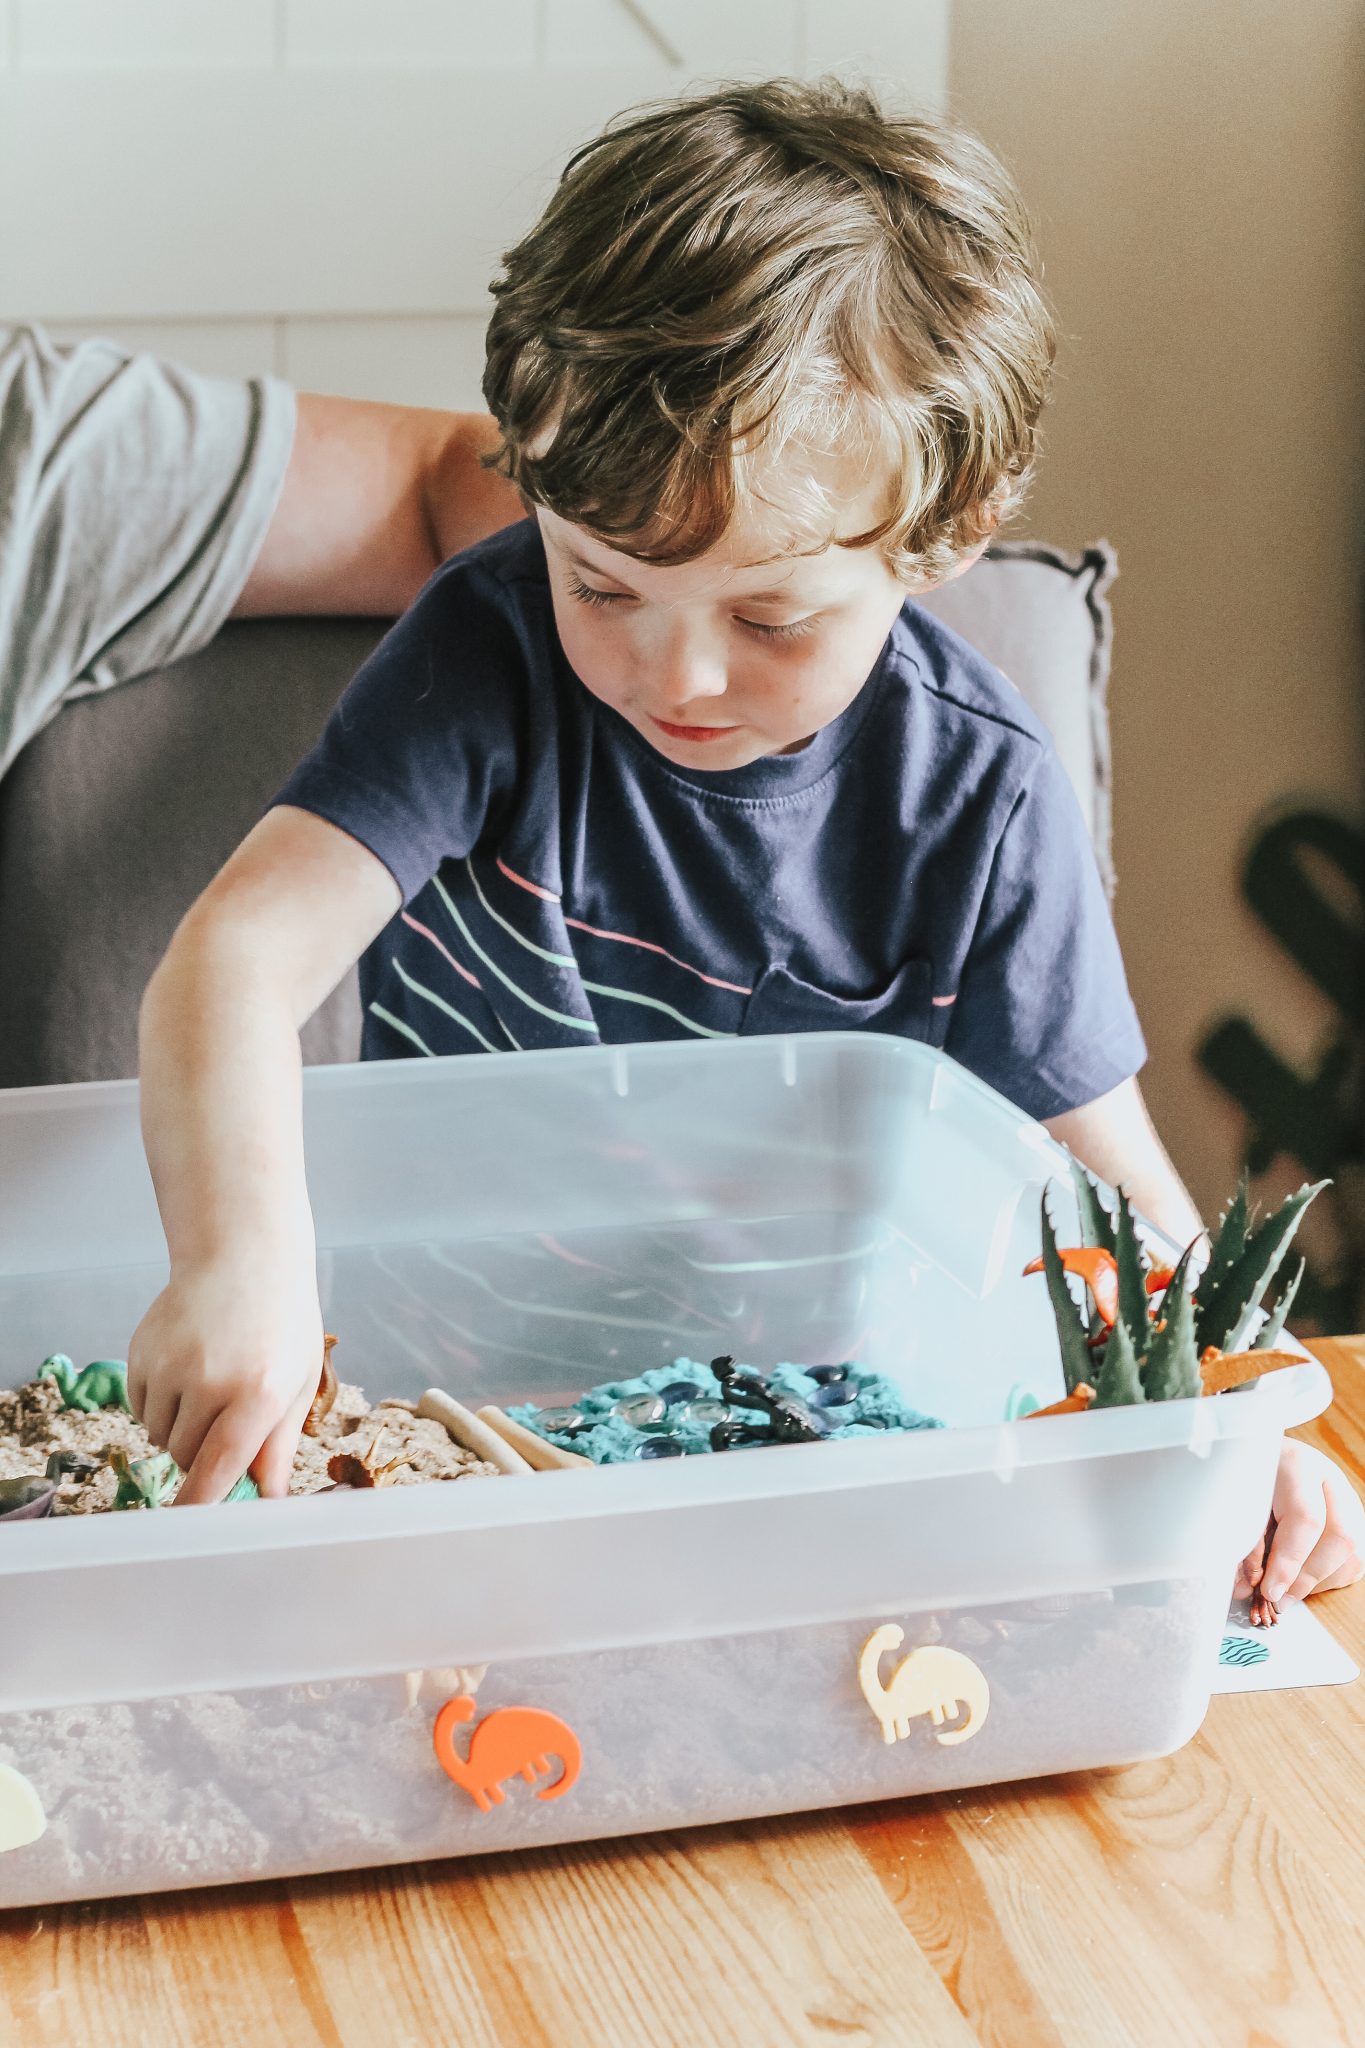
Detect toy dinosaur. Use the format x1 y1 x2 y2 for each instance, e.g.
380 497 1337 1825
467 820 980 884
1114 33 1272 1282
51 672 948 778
1025 1162 1324 1412
709 1354 824 1445
858 1627 990 1747
303 1334 341 1437
37 1354 132 1415
431 1695 582 1813
0 1476 58 1522
108 1448 181 1510
107 1447 259 1509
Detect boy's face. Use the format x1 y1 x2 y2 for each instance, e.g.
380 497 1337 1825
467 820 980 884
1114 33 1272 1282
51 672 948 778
536 482 912 771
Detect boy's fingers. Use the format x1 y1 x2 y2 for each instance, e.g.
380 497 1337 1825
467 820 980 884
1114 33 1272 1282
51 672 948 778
141 1387 181 1455
252 1404 309 1499
1280 1532 1356 1606
1308 1552 1365 1595
1262 1504 1326 1604
1233 1537 1267 1598
173 1407 266 1507
125 1352 148 1420
166 1401 215 1478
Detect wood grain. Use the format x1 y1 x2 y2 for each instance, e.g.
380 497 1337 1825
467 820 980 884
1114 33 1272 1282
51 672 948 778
2 1337 1362 2048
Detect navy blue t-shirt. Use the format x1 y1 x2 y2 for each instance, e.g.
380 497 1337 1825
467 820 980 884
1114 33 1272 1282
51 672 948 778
275 519 1144 1120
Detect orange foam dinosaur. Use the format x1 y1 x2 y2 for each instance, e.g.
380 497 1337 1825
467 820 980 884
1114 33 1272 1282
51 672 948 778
432 1696 582 1814
1021 1247 1174 1329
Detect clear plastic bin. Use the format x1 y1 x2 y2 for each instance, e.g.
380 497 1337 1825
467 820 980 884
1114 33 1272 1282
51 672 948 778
0 1035 1327 1906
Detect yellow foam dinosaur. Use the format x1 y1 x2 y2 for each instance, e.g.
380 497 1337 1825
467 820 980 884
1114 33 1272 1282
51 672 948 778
858 1627 990 1747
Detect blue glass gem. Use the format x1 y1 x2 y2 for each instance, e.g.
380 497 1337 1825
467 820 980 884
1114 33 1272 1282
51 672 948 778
657 1379 705 1406
676 1398 731 1427
537 1406 585 1434
807 1364 851 1385
810 1381 858 1409
614 1392 668 1427
635 1434 685 1459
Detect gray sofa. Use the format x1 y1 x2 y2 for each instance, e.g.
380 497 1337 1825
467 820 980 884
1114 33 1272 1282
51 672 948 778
0 540 1116 1090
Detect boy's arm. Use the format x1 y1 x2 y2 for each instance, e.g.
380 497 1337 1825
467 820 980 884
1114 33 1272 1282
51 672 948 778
231 397 522 619
1044 1075 1205 1250
132 806 400 1505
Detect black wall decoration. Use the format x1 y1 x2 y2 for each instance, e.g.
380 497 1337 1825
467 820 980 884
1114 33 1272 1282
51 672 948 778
1198 809 1365 1335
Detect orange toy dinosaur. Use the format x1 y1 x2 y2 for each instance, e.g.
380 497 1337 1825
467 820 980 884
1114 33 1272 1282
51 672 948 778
1020 1247 1174 1329
432 1696 582 1814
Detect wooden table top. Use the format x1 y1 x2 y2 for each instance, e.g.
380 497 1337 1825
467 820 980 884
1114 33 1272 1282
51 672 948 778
3 1337 1361 2048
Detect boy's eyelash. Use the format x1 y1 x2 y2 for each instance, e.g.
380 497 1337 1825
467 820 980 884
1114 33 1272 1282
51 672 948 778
740 615 817 642
567 574 627 609
567 573 816 641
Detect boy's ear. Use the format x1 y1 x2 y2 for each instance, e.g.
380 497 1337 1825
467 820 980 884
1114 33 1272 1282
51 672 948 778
939 538 990 585
919 510 1000 592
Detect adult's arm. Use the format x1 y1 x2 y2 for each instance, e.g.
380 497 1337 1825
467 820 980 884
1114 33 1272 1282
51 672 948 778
232 394 523 619
0 326 522 778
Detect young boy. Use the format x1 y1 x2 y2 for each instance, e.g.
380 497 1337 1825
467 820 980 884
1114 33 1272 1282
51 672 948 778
130 82 1361 1610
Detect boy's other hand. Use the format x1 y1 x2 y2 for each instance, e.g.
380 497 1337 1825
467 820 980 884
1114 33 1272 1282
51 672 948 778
127 1257 323 1506
1234 1439 1365 1607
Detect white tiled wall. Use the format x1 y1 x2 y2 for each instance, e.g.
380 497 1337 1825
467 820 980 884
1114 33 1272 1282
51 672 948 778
0 0 949 408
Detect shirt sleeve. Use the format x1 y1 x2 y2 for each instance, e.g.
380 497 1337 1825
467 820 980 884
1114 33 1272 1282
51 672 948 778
0 325 295 775
271 558 524 903
945 743 1146 1120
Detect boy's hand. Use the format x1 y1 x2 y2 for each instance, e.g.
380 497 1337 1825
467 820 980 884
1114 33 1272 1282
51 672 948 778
1234 1439 1365 1607
128 1256 324 1506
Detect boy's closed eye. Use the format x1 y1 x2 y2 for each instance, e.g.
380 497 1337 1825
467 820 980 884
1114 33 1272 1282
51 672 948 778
565 571 819 642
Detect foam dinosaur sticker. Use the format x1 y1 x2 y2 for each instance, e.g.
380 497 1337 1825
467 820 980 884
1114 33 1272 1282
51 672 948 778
432 1696 582 1814
0 1765 46 1854
858 1627 990 1747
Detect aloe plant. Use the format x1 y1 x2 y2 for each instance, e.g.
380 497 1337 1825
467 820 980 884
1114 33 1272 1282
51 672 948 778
1028 1168 1325 1409
1038 1197 1095 1395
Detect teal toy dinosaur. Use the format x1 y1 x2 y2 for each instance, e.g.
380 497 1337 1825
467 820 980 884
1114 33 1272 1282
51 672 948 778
38 1354 133 1415
109 1448 180 1510
106 1447 259 1510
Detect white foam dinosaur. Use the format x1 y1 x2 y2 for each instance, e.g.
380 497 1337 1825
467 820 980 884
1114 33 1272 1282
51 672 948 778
858 1627 990 1746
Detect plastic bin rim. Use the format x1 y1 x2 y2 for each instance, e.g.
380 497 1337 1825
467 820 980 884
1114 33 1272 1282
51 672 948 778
0 1357 1329 1576
0 1029 1035 1110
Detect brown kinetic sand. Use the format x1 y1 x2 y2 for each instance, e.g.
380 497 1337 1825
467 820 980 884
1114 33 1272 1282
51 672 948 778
0 1376 496 1512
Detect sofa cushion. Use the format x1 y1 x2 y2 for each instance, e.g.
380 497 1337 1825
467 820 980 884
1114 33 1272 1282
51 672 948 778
916 538 1116 899
0 539 1116 1087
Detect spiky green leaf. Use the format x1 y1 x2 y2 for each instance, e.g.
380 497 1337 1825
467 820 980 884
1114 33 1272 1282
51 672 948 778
1193 1174 1253 1337
1039 1194 1094 1396
1113 1186 1153 1354
1255 1257 1305 1351
1197 1182 1328 1354
1092 1313 1146 1408
1141 1243 1202 1401
1070 1157 1117 1254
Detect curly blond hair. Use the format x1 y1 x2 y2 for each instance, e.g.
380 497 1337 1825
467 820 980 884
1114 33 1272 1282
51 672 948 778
483 79 1055 586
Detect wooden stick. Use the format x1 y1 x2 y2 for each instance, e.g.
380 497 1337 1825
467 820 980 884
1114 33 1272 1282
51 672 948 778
416 1389 533 1475
475 1405 594 1471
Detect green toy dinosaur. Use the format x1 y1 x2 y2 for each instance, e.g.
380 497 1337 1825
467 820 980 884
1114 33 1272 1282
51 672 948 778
38 1354 133 1415
108 1448 181 1510
107 1447 259 1510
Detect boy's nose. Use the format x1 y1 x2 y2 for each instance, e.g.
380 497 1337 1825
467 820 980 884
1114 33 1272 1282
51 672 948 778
658 631 729 706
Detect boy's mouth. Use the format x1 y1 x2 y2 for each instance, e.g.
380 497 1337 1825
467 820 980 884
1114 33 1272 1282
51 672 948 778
648 716 739 744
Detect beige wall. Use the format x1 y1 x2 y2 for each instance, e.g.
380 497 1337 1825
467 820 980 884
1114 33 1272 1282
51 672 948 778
951 0 1365 1221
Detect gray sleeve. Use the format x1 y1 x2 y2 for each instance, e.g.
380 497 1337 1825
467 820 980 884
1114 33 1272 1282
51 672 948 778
0 325 296 775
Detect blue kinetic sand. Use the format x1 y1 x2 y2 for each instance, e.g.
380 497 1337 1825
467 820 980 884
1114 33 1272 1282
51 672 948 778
509 1358 943 1463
